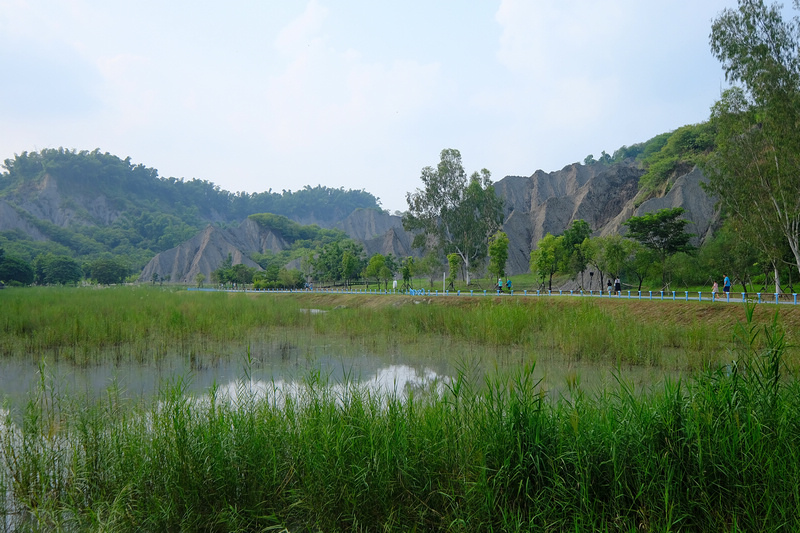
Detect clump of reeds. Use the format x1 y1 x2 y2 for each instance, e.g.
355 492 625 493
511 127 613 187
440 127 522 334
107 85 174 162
2 304 799 531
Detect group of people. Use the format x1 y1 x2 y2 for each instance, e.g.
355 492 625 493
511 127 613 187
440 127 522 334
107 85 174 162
606 277 622 295
497 277 512 293
711 275 732 299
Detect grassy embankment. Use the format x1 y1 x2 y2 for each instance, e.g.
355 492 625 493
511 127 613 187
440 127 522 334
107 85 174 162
2 286 800 531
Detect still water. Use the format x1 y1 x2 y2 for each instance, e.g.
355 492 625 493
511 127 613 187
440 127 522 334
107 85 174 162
0 332 675 413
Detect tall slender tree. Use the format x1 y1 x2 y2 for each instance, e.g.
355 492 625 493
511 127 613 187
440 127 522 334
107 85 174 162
403 149 504 285
707 0 800 283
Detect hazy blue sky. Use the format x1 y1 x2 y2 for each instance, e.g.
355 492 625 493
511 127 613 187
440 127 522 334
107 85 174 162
1 0 734 212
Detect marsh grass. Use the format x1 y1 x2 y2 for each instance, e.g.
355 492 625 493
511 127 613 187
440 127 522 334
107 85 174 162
3 286 794 372
1 304 799 531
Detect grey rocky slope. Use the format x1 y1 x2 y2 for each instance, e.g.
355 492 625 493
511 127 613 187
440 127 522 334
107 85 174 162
495 161 716 274
138 160 717 282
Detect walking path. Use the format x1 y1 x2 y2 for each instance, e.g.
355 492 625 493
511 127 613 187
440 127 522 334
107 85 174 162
189 286 800 306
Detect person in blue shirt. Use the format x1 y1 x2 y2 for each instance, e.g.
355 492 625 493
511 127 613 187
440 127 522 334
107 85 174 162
723 274 731 295
506 279 512 291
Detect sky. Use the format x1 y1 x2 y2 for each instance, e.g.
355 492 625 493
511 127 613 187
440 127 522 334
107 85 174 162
1 0 737 213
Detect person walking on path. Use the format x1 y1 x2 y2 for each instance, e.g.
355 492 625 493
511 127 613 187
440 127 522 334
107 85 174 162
614 277 621 295
712 281 718 301
723 275 731 296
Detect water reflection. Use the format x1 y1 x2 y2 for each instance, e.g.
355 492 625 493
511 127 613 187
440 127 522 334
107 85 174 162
0 336 678 413
213 364 451 407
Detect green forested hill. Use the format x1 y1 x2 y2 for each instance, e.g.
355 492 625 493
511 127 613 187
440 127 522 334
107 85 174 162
0 148 382 270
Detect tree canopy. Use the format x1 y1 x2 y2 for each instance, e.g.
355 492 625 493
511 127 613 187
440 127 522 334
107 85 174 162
403 149 504 285
624 207 693 288
706 0 800 284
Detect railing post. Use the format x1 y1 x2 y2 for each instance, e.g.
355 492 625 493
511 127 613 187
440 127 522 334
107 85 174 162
757 293 761 303
698 292 702 302
648 291 652 300
685 291 689 301
775 293 779 305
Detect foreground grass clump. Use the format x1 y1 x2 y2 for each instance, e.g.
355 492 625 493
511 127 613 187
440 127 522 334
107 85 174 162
2 307 799 531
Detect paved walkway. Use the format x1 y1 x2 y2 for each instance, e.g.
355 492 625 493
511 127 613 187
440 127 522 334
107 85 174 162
189 286 800 306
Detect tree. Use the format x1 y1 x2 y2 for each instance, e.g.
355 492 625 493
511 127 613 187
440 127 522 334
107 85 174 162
416 252 443 287
624 207 693 288
312 240 365 286
561 220 592 286
401 256 415 290
89 257 128 285
47 255 82 285
379 264 393 291
278 268 304 289
0 254 34 285
211 253 235 286
230 264 255 286
365 254 387 289
488 231 510 282
707 0 800 284
33 254 82 285
625 242 657 292
446 253 460 290
582 235 630 290
341 250 360 288
195 273 206 288
530 233 564 291
403 148 504 285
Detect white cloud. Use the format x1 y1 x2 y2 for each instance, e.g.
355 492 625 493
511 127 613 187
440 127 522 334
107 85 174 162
0 0 738 212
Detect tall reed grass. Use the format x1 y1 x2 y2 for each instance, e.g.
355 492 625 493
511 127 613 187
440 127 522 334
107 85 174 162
2 286 783 371
2 304 799 531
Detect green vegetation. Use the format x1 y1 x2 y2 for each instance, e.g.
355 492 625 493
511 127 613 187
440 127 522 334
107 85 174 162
1 290 799 531
624 207 694 289
629 123 715 195
0 148 381 270
2 285 798 372
706 0 800 283
403 148 504 285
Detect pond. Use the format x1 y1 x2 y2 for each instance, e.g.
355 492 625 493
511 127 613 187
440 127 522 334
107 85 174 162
0 332 677 415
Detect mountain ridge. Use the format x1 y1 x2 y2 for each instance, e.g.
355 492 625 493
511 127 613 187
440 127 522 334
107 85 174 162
1 145 718 281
